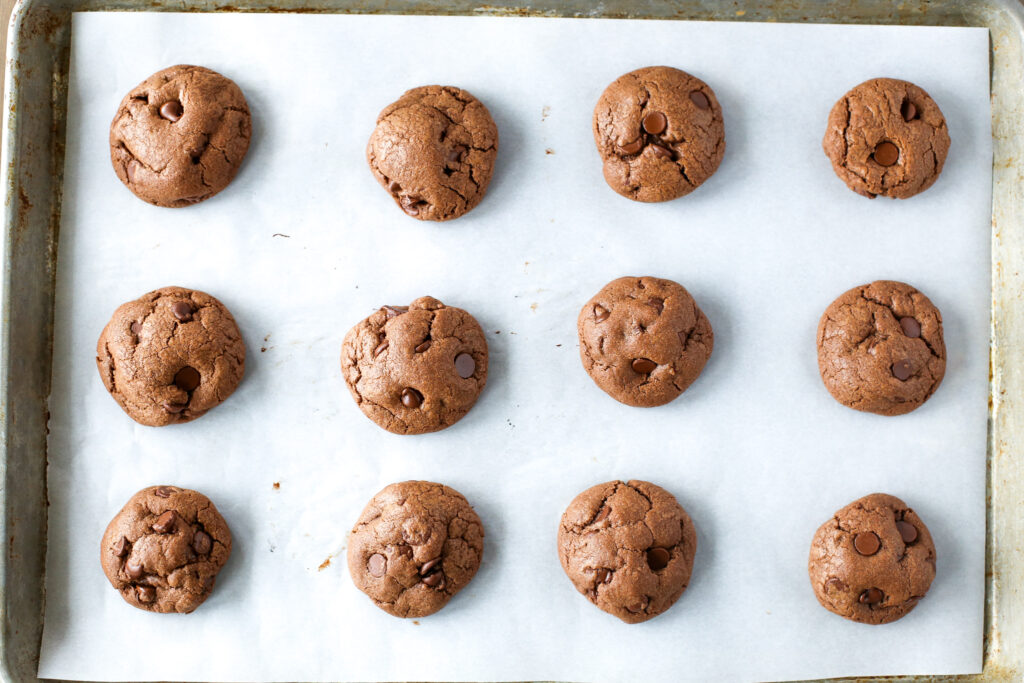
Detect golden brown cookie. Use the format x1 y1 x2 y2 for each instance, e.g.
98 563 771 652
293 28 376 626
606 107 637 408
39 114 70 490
809 493 936 625
817 280 945 416
340 296 488 434
347 481 484 618
578 276 713 407
558 480 697 624
100 485 232 614
823 77 950 199
366 85 499 221
110 65 251 207
593 66 725 202
96 286 246 426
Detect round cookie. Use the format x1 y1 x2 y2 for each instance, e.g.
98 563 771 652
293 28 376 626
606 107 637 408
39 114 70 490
823 77 950 199
593 66 725 202
809 493 936 625
817 280 945 416
110 65 252 207
347 481 484 618
367 85 499 221
96 286 246 426
340 296 488 434
578 276 713 407
558 480 697 624
101 485 232 614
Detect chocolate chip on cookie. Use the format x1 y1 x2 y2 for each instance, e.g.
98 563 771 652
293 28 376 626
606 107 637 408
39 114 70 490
367 85 499 221
817 280 945 416
809 493 936 624
340 296 488 434
101 486 232 613
347 481 484 618
578 276 713 407
110 65 252 207
593 66 725 202
558 480 697 624
96 286 246 426
823 77 950 199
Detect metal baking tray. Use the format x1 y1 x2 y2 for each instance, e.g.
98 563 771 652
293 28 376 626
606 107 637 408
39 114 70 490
2 1 1021 681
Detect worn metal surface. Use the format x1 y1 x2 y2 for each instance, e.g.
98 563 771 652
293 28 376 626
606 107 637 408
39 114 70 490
1 1 1021 682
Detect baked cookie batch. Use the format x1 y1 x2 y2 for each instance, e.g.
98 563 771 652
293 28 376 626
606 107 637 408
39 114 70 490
98 65 951 623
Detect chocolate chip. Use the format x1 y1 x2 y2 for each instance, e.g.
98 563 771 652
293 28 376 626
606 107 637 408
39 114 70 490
646 547 670 571
173 366 200 392
171 301 193 322
373 339 389 357
901 99 918 121
152 510 177 534
649 297 664 314
192 530 212 555
159 100 183 122
400 195 427 216
892 359 913 381
126 161 138 182
853 531 880 556
136 585 156 603
595 568 611 584
690 91 710 109
617 138 643 155
650 143 674 160
594 507 610 523
154 486 176 498
825 577 847 592
594 305 610 322
419 558 441 576
642 111 667 135
130 322 142 335
897 520 919 544
113 536 130 557
626 598 649 613
381 305 408 319
368 553 387 577
900 317 921 338
389 182 402 194
401 387 423 408
447 146 467 164
421 571 445 589
162 401 187 414
872 141 899 166
125 559 144 580
631 358 657 374
455 353 476 379
859 588 884 605
414 341 432 353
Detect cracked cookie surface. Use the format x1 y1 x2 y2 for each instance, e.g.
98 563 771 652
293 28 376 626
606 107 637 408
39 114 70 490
809 493 936 625
96 286 246 426
347 481 484 618
366 85 499 221
817 280 945 416
578 276 713 407
101 485 232 614
823 77 950 199
558 480 697 624
593 66 725 202
340 296 488 434
110 65 251 207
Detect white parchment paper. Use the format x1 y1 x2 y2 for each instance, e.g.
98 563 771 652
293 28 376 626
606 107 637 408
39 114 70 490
39 13 991 682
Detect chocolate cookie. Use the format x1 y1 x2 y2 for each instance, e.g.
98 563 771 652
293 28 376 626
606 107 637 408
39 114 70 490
101 485 232 614
110 65 252 207
347 481 484 618
823 77 950 199
558 480 697 624
817 280 945 416
809 493 936 625
340 296 488 434
96 286 246 426
367 85 498 221
578 276 713 407
593 66 725 202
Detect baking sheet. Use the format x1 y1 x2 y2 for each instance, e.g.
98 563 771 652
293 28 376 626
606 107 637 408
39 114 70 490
38 12 991 683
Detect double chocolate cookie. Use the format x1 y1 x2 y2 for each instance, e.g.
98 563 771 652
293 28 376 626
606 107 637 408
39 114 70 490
809 493 936 625
96 286 246 426
578 276 713 407
101 485 232 613
347 481 485 618
817 280 945 416
367 85 499 221
823 77 950 199
110 65 252 207
558 480 697 624
593 66 725 202
340 296 488 434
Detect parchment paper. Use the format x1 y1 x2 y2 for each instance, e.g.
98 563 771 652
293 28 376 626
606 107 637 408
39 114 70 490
39 13 991 682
